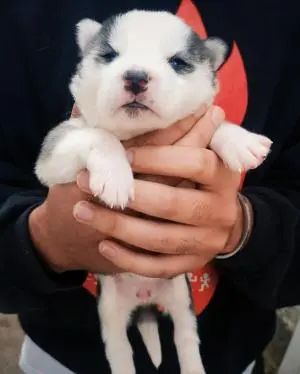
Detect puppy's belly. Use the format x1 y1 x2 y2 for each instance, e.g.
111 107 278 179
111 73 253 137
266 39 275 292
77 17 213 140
114 277 169 305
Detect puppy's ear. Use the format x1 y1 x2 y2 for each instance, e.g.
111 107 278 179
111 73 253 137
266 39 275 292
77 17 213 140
204 37 228 71
76 18 102 54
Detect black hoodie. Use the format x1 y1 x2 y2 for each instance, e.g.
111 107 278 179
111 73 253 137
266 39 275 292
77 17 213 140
0 1 300 373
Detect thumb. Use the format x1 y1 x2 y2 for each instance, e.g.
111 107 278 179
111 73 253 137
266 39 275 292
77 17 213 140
176 106 225 148
123 105 207 148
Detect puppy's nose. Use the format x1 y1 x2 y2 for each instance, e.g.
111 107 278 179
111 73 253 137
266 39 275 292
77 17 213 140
123 70 149 95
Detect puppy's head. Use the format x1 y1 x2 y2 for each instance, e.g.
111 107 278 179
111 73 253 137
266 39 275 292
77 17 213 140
70 10 227 139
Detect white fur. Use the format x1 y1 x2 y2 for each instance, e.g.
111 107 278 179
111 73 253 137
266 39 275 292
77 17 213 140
76 18 102 54
36 10 272 208
137 314 162 368
35 9 273 374
210 121 272 171
69 11 218 140
98 273 204 374
35 118 134 208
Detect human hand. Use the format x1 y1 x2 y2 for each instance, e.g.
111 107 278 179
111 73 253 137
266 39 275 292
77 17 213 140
28 183 122 273
74 144 242 278
29 106 208 274
73 107 236 278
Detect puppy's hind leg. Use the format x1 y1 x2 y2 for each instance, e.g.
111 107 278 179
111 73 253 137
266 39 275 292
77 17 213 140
97 276 136 374
157 275 205 374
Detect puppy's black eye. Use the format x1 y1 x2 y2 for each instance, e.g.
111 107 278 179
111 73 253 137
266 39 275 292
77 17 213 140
100 50 119 63
168 56 190 72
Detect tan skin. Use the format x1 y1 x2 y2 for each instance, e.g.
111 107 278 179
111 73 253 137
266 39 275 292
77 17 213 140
29 105 244 277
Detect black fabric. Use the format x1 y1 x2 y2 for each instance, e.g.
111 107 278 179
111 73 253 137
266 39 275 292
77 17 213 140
1 1 300 373
253 356 265 374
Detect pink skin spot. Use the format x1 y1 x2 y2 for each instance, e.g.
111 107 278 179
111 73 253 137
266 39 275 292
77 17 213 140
136 289 152 301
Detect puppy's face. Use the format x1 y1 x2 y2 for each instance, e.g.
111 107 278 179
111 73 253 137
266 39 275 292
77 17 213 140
70 10 227 139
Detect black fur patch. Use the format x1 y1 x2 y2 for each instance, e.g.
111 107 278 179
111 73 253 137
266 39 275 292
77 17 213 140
96 278 101 302
95 14 120 62
185 274 194 312
171 30 214 76
100 14 119 44
131 305 158 325
80 14 120 59
182 31 227 78
186 31 209 65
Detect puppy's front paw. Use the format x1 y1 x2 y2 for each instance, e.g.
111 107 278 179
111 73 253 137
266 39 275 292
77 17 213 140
88 157 134 209
211 123 272 172
224 132 272 171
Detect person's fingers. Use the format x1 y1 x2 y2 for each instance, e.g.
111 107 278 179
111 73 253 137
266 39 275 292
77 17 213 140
76 170 92 194
48 180 92 205
76 158 183 191
73 201 219 255
76 106 220 192
123 105 207 148
86 255 124 274
128 180 217 226
77 146 234 192
128 146 223 185
176 106 225 148
98 240 206 278
132 106 225 187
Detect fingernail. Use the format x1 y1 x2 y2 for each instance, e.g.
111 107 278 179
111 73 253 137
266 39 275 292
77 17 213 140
211 106 225 125
73 202 94 221
126 149 133 164
99 242 116 258
76 171 90 192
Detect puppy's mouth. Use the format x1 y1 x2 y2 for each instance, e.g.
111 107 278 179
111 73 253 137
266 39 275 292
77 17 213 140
122 101 150 110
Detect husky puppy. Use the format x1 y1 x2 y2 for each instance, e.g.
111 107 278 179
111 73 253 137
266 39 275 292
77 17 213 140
35 10 272 374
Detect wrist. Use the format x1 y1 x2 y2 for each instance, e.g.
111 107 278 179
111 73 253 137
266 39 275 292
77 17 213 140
217 193 254 259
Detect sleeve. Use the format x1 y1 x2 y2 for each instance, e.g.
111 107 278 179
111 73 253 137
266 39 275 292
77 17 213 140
0 183 87 314
215 133 300 310
215 21 300 310
0 7 86 314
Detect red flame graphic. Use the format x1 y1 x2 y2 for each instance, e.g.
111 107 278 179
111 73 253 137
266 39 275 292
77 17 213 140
177 0 248 125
